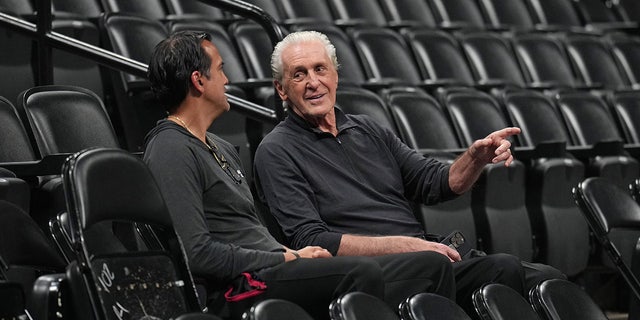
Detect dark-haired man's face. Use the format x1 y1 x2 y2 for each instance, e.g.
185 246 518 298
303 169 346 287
200 40 230 113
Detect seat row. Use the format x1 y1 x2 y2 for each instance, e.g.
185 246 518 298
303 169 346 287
5 0 639 34
0 146 612 320
3 3 640 152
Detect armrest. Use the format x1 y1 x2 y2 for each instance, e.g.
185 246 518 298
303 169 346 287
0 154 71 177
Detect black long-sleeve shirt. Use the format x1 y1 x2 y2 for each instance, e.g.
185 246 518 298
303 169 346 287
254 108 456 255
144 120 283 287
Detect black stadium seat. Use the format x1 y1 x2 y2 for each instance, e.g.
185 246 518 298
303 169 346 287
378 0 439 28
427 0 488 30
382 87 477 248
402 28 477 89
437 88 533 261
99 13 168 151
499 88 589 276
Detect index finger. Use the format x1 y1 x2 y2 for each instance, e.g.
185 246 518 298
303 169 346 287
490 127 521 140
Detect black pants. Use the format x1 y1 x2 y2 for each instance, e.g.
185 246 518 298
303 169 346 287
223 251 454 320
453 253 566 318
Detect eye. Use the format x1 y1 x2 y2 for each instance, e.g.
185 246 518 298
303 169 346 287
315 66 327 73
292 71 305 81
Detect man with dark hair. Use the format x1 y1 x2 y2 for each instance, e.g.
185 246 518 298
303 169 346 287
143 31 455 319
254 30 565 316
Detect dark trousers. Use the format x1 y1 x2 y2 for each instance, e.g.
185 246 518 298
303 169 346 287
453 253 566 318
223 251 454 320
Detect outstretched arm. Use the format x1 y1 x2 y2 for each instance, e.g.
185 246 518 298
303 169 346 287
448 127 521 194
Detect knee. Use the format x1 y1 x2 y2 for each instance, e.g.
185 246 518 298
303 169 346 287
522 262 566 292
478 253 524 292
345 257 385 286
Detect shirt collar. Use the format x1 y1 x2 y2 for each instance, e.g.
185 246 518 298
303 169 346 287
286 106 359 136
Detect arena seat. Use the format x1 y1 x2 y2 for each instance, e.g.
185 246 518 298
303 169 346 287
574 177 640 319
243 299 314 320
511 32 590 90
562 33 632 91
530 279 609 320
555 90 640 188
277 0 335 25
329 291 399 320
401 28 478 90
382 87 476 248
99 13 168 151
400 292 472 320
437 87 533 261
326 0 389 27
499 88 588 276
476 0 542 32
426 0 488 30
377 0 439 28
62 147 204 319
472 283 540 320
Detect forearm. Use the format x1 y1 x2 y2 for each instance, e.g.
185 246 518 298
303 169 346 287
448 150 486 194
336 234 433 256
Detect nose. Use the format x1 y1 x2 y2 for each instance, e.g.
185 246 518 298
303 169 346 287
306 71 320 88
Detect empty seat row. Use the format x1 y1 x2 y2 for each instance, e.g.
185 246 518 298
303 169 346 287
6 0 638 35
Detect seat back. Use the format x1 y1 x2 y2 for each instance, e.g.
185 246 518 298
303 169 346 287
100 13 168 151
349 27 422 86
166 0 227 19
378 0 438 28
382 88 476 248
0 20 35 104
529 279 609 320
336 87 397 135
243 299 314 320
458 31 526 88
329 292 399 320
525 0 583 30
563 34 630 90
0 281 32 320
278 0 334 24
427 0 487 30
400 292 472 320
101 0 168 20
62 147 202 319
52 0 102 18
229 21 275 81
240 0 283 22
383 88 459 150
501 89 570 147
17 85 120 157
0 96 37 162
555 90 625 147
511 32 580 88
574 177 640 291
51 19 104 99
609 90 640 144
326 0 388 26
477 0 537 31
472 283 540 320
402 28 475 87
609 33 640 87
0 200 67 316
439 88 532 260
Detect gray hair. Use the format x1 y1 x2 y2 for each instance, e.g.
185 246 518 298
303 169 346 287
271 31 339 82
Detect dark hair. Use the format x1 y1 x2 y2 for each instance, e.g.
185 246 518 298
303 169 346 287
147 31 212 113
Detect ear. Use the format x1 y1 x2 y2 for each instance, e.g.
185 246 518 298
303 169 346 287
191 71 204 93
273 80 287 101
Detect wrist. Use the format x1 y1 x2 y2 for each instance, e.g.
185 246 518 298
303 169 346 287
291 251 300 259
